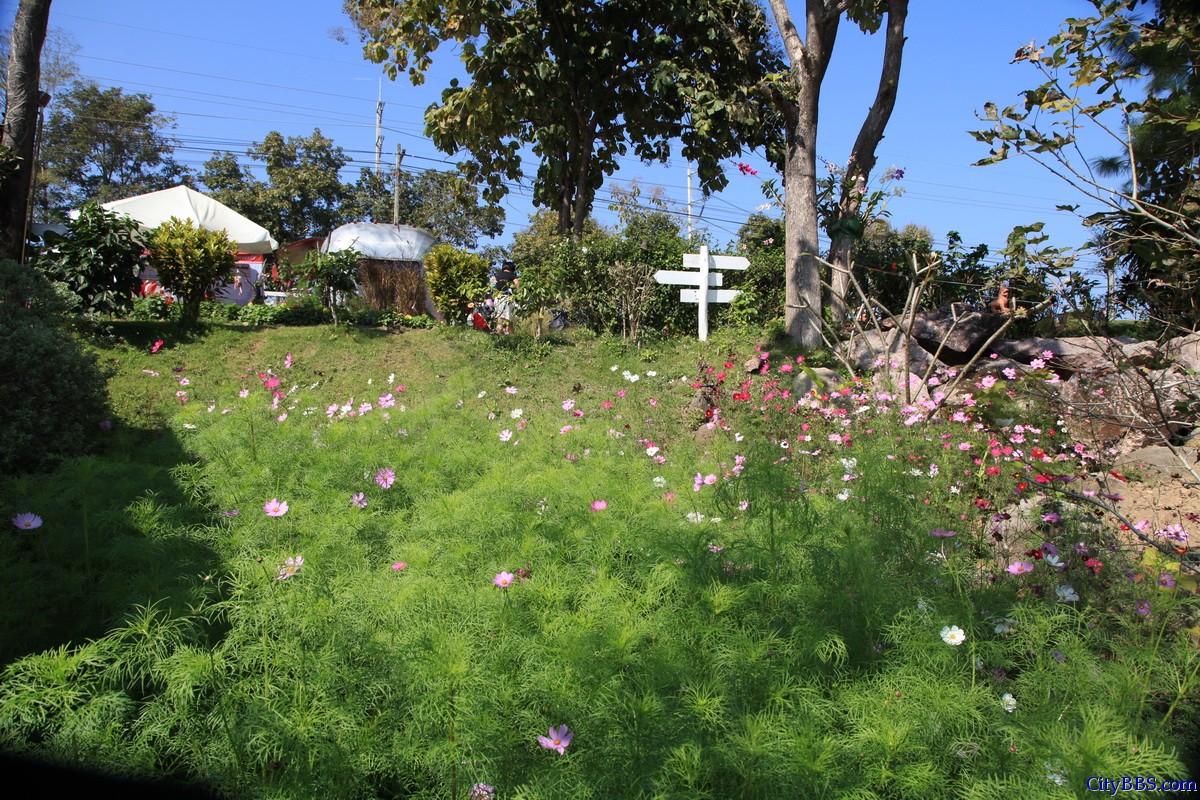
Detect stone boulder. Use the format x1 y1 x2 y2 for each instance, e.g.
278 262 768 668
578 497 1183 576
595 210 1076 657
908 303 1008 364
791 367 842 398
993 336 1160 377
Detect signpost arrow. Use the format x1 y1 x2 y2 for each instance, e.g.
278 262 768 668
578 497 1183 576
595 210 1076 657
654 269 723 287
683 253 749 271
679 288 740 304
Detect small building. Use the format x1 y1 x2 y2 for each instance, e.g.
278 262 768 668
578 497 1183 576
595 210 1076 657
322 223 440 317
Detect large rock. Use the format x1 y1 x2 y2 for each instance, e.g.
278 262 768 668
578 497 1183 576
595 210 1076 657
908 303 1007 364
1058 364 1192 455
1164 332 1200 373
792 367 842 397
993 336 1160 377
836 327 944 400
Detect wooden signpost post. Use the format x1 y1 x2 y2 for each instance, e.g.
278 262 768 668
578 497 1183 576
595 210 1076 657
653 245 749 341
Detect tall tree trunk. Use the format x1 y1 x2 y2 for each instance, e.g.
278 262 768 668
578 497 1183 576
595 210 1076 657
767 0 908 348
0 0 52 262
769 0 838 349
828 0 909 323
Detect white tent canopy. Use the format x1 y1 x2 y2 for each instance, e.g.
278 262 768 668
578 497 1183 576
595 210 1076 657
322 222 436 261
100 185 279 254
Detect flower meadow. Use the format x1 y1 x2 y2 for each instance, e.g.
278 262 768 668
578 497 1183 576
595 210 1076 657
0 324 1197 799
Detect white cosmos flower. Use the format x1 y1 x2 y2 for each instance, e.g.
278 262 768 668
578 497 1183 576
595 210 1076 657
940 625 966 646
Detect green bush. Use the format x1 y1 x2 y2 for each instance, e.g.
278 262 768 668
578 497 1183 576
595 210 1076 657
424 243 490 321
274 294 330 326
278 249 360 325
0 260 110 473
128 293 177 321
146 218 236 326
235 303 285 326
34 203 145 318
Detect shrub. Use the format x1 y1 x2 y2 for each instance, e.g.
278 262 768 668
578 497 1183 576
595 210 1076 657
278 249 360 325
128 293 177 321
34 204 146 318
236 303 285 326
0 260 110 473
424 243 490 321
146 218 235 326
274 295 330 326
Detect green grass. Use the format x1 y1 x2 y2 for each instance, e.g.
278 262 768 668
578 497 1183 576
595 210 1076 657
1 321 1196 799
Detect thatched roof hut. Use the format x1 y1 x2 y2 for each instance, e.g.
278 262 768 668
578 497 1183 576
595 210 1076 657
323 223 439 315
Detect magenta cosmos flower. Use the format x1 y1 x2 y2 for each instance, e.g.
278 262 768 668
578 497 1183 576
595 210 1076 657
493 571 515 588
12 512 43 530
375 467 395 490
591 500 607 512
538 724 574 755
264 498 289 517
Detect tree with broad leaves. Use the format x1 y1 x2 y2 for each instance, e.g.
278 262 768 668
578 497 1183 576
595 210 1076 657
200 129 350 245
37 83 189 220
344 0 784 240
345 166 504 249
758 0 910 349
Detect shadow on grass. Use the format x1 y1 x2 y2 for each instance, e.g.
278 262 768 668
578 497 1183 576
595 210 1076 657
0 423 225 667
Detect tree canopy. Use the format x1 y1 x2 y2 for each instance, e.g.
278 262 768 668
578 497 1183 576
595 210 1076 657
345 0 783 239
346 166 504 249
200 129 351 245
37 83 189 219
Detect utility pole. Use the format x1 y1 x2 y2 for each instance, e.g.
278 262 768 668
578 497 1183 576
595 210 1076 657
392 144 405 225
686 166 694 241
374 78 384 174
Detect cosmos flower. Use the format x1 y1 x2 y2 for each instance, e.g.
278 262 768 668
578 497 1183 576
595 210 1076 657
12 512 43 530
940 625 966 646
263 498 289 517
537 724 574 755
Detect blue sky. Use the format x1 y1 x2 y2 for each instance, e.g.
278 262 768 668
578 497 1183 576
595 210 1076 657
7 0 1112 274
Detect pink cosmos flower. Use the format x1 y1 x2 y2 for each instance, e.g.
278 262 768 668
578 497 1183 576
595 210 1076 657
601 400 614 410
538 724 574 755
375 467 396 490
1006 561 1034 575
930 528 957 537
284 353 294 369
238 388 250 398
499 429 513 442
591 500 608 512
493 571 515 588
562 399 575 411
12 512 43 530
505 386 518 395
392 561 408 571
616 389 627 398
150 340 164 353
264 498 289 517
1135 600 1151 616
351 492 367 508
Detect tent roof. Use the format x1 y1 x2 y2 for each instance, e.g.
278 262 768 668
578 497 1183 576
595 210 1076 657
322 222 436 262
101 185 279 254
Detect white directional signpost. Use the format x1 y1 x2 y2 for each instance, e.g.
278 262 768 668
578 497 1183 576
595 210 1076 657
653 245 749 341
